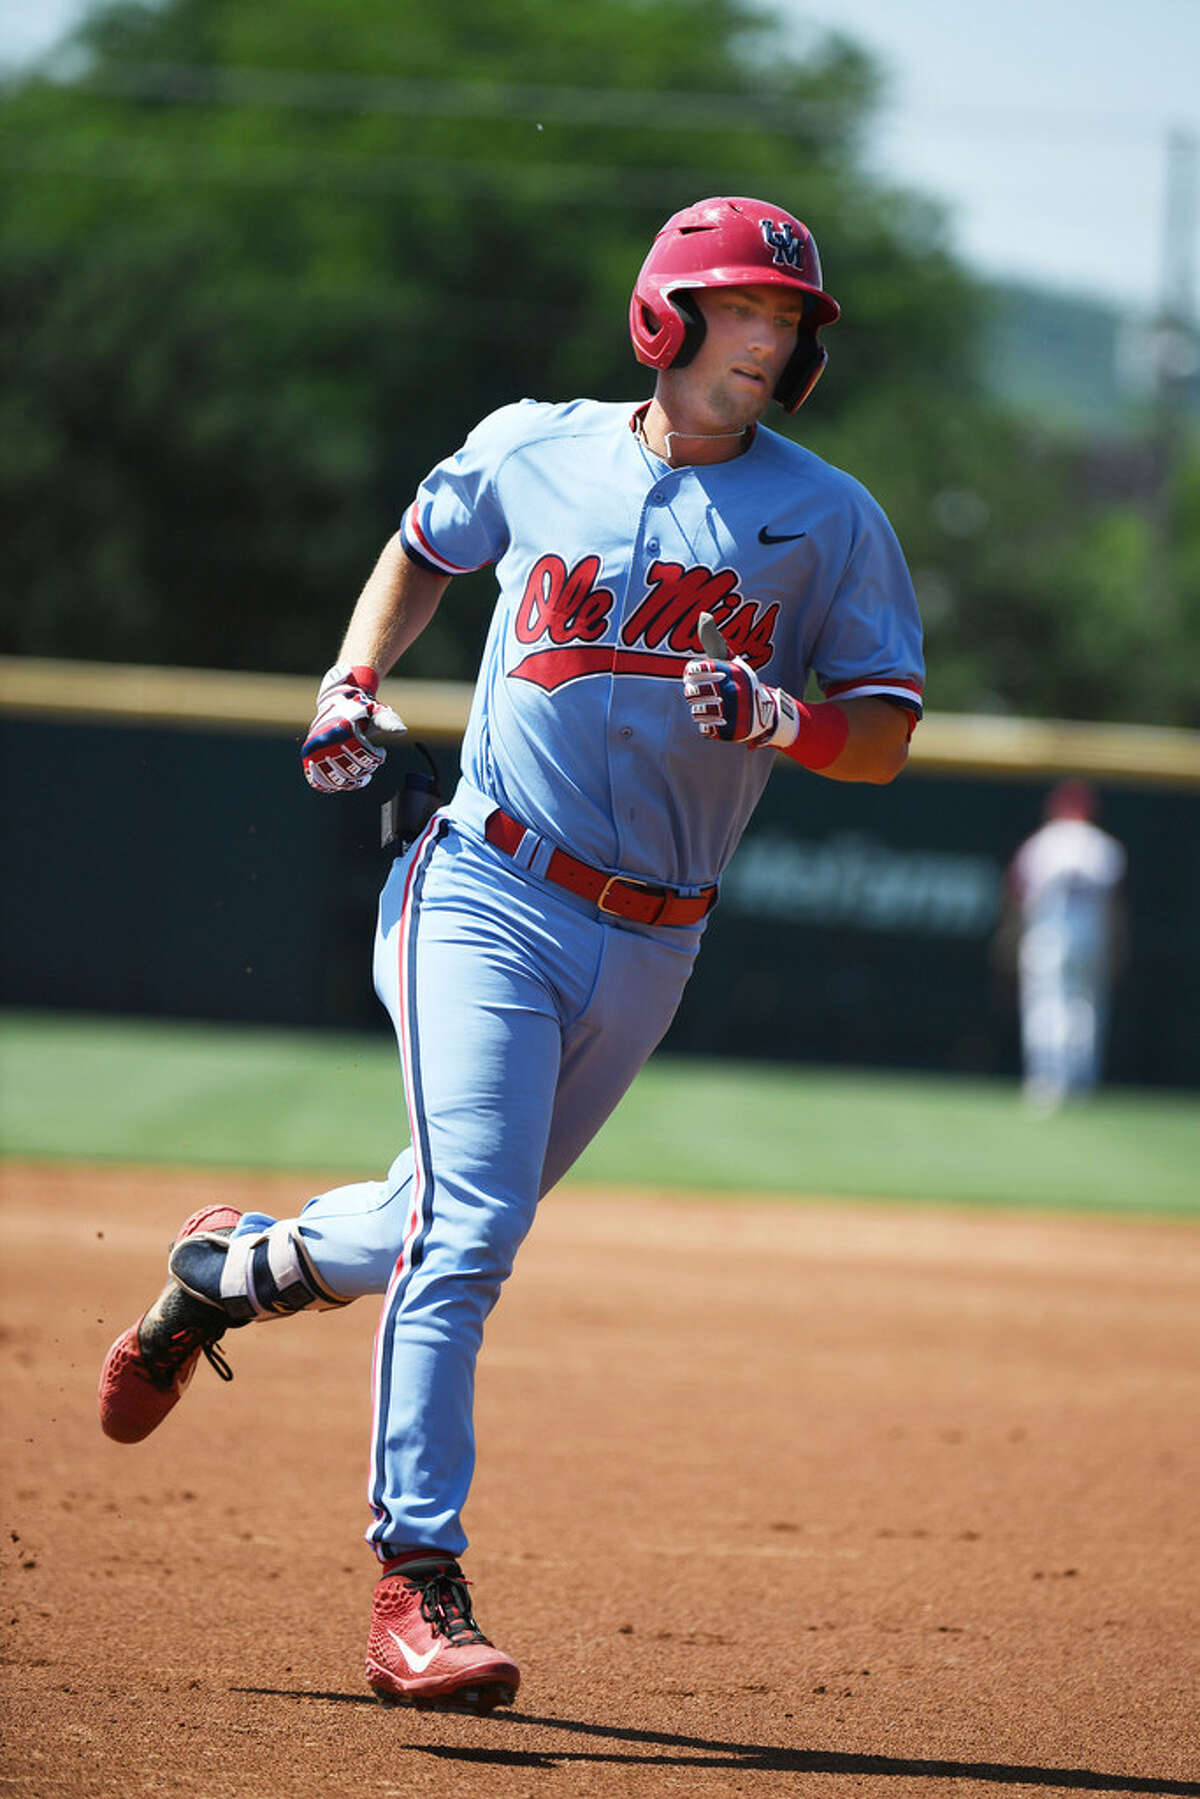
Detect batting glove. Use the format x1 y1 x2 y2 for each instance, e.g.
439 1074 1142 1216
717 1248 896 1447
301 664 407 794
682 655 801 749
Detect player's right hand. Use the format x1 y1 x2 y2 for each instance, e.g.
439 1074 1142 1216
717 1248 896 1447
301 664 406 794
682 654 800 749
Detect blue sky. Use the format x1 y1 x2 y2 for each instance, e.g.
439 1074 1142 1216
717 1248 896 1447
775 0 1198 314
3 0 1196 313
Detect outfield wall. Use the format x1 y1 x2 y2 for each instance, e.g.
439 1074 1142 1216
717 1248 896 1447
4 658 1199 1088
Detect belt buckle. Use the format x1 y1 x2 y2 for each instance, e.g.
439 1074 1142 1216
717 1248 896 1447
595 875 625 916
596 875 668 925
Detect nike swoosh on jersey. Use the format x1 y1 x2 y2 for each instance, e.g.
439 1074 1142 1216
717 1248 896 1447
758 526 808 544
388 1628 439 1673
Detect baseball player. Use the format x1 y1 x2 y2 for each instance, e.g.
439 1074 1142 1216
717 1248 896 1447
1004 779 1126 1110
98 196 924 1713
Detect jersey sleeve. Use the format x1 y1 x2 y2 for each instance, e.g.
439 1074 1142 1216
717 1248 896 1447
400 402 538 576
810 493 925 717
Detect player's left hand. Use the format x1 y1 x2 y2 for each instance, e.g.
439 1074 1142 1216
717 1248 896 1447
301 664 407 793
682 655 800 748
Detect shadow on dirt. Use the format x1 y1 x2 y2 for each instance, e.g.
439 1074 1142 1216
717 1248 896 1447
234 1692 1200 1794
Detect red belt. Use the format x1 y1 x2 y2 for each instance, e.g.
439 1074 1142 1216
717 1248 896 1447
484 808 717 929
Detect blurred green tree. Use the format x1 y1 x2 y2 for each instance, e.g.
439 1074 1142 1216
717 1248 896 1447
0 0 1195 724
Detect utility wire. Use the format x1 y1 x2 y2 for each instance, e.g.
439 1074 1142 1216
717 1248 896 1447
3 57 1190 145
5 58 856 136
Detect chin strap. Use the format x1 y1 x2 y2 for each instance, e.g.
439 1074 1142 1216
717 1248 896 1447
636 412 752 462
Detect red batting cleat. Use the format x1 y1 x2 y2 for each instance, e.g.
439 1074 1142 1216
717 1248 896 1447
98 1205 242 1444
365 1556 520 1713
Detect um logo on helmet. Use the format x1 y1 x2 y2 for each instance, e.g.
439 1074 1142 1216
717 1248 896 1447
760 218 805 268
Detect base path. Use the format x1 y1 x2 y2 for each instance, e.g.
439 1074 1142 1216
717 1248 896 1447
2 1163 1198 1799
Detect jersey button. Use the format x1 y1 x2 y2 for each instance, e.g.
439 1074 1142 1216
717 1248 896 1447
645 537 660 554
619 726 634 740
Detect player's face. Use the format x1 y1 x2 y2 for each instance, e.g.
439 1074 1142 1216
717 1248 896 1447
681 285 804 428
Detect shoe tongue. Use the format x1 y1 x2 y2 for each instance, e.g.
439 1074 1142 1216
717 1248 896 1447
383 1553 461 1580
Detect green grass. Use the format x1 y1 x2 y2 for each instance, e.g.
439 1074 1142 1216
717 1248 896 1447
2 1010 1198 1217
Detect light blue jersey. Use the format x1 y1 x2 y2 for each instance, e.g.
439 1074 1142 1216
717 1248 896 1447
403 399 923 886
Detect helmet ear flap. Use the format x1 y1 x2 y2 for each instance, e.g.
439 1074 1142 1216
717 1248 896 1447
668 292 706 369
775 327 828 413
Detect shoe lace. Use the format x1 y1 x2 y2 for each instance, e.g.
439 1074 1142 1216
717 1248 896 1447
417 1568 487 1646
202 1340 235 1382
141 1320 234 1387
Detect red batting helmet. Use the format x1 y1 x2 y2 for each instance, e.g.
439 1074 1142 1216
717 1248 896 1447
629 196 840 413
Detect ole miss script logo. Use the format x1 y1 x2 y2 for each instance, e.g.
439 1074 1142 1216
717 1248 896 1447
510 554 777 691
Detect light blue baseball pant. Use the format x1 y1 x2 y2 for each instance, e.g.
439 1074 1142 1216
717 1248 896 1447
232 812 703 1560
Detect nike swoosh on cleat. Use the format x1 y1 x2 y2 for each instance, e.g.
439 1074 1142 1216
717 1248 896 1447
758 526 807 544
388 1629 439 1674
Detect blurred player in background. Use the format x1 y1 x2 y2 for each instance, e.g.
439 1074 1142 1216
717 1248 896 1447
1004 780 1127 1111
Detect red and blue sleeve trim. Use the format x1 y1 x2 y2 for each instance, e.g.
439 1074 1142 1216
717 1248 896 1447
400 502 488 578
822 675 924 718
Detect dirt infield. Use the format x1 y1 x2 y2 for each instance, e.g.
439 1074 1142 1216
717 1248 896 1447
2 1162 1198 1799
